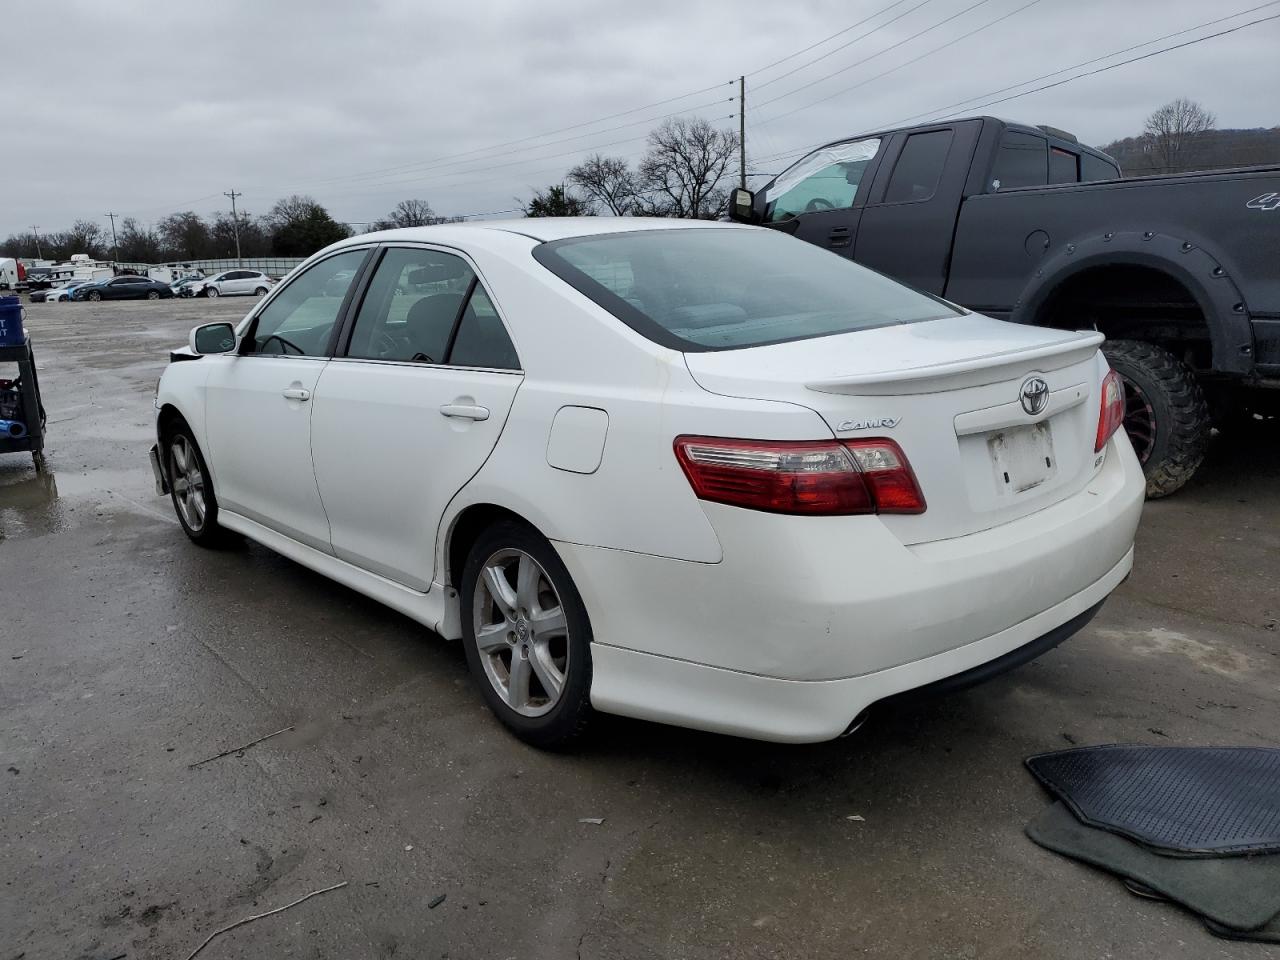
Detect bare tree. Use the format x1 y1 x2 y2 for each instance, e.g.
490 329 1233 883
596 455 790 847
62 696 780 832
1143 98 1216 173
637 118 739 219
65 219 106 258
567 154 638 215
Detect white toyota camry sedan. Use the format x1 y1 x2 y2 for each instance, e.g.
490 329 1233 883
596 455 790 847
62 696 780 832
150 218 1144 748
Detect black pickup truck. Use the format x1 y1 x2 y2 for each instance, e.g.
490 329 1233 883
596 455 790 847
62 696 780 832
729 116 1280 496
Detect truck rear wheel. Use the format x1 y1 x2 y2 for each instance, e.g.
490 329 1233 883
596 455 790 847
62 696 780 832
1102 339 1209 499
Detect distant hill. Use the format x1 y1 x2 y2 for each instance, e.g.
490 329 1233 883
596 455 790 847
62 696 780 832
1097 127 1280 175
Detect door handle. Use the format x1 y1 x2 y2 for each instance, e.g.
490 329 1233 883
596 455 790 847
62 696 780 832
439 403 489 421
828 227 851 248
282 387 311 402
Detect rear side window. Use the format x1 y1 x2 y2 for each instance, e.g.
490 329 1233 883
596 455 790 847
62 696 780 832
1081 153 1121 182
448 287 520 370
1049 147 1079 184
882 130 953 203
990 132 1047 190
534 228 960 352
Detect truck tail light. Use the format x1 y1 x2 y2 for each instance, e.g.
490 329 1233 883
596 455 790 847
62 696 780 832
1095 368 1125 452
673 436 925 516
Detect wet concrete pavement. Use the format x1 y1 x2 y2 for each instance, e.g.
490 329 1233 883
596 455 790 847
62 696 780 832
3 299 1279 959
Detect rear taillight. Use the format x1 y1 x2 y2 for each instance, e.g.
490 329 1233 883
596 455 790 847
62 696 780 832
673 436 925 516
1095 368 1125 452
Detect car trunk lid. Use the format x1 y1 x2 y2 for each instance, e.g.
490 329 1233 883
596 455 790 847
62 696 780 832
683 315 1107 545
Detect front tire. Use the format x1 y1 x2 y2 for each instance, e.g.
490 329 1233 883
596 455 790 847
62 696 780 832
1102 339 1209 498
461 520 594 749
164 427 226 546
88 291 101 301
205 286 219 298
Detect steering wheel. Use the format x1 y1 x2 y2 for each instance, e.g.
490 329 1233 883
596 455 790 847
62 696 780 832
804 197 835 212
374 331 401 358
260 333 304 356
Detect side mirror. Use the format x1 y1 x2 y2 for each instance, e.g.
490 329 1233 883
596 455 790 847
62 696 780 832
728 187 759 224
189 322 237 355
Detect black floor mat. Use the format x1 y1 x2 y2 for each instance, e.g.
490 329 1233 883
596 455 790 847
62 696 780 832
1027 801 1280 931
1026 745 1280 855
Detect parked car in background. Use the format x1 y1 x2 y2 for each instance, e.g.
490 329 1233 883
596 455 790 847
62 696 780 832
32 280 91 303
72 276 175 301
171 277 205 297
151 220 1144 749
729 115 1280 496
191 270 276 298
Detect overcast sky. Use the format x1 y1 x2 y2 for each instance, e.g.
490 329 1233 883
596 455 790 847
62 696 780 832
8 0 1278 240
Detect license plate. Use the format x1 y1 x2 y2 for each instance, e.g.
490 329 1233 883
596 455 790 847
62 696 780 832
989 422 1055 494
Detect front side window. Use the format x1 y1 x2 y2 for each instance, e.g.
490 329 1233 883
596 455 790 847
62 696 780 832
534 227 960 352
882 130 953 203
248 249 368 357
346 247 519 369
990 132 1047 191
763 137 881 222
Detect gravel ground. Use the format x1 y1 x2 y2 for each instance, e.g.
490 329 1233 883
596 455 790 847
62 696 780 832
2 297 1278 959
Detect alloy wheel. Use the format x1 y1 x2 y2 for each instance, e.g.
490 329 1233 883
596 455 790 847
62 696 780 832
472 548 570 717
1120 374 1157 465
169 435 207 532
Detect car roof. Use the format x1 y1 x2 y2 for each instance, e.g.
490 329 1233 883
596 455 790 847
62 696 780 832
344 216 743 248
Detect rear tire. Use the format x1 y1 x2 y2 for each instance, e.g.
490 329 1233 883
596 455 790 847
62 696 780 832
1102 339 1209 499
164 425 227 546
254 286 269 296
460 520 594 749
147 290 160 300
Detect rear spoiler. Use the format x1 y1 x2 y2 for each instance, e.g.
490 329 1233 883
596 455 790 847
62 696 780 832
806 330 1104 396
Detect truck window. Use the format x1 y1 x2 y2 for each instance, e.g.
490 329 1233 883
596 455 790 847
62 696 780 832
1081 153 1121 182
763 137 881 222
990 131 1047 190
1049 147 1079 184
882 130 953 203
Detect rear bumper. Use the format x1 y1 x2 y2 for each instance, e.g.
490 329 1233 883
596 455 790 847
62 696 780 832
557 433 1144 742
587 549 1128 743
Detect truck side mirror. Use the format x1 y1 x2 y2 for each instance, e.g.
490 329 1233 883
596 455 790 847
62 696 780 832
728 187 759 224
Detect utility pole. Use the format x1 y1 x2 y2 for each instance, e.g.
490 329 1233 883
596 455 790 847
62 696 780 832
738 75 747 189
224 190 243 266
29 225 41 259
104 212 120 264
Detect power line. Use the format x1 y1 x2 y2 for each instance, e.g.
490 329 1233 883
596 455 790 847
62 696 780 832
745 0 918 78
752 0 938 92
749 3 1280 169
763 0 1044 124
928 12 1280 121
298 81 736 188
300 96 733 191
894 0 1280 125
756 0 996 110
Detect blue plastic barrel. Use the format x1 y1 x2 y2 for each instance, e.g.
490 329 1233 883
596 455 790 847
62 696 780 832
0 296 23 346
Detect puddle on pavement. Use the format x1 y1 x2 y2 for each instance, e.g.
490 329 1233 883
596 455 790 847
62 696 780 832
0 461 163 542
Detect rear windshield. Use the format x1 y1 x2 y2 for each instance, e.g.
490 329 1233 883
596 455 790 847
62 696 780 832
532 228 960 352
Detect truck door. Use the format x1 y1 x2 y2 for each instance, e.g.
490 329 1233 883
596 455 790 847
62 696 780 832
853 121 980 295
759 136 884 257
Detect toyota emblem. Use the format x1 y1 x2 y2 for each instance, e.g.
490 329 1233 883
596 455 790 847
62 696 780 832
1019 376 1049 416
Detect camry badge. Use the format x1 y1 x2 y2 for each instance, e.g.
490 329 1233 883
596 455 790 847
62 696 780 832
836 417 900 431
1020 376 1050 416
